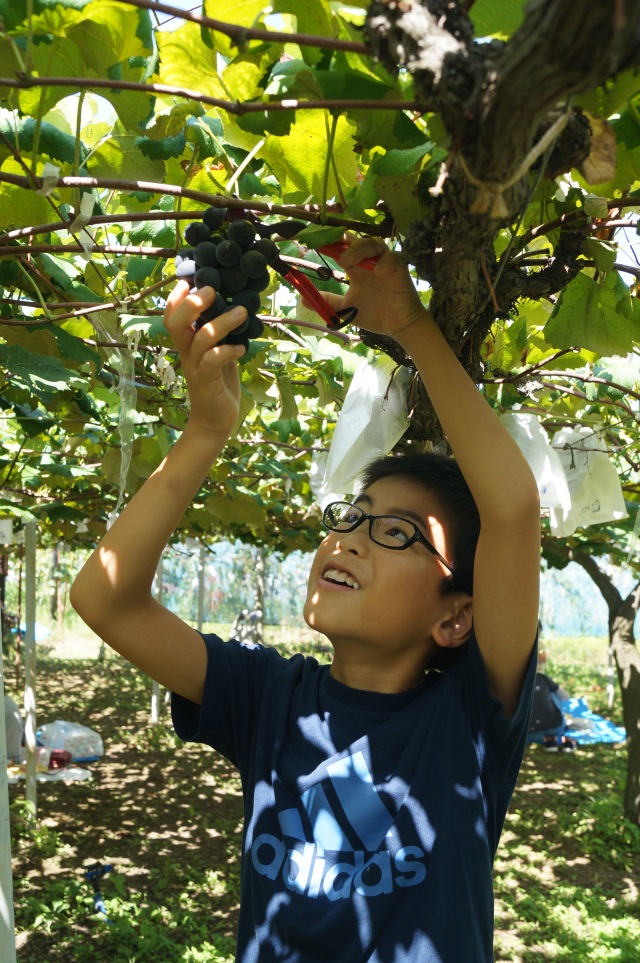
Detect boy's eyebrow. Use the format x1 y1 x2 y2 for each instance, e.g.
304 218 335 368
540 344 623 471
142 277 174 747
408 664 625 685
355 494 428 533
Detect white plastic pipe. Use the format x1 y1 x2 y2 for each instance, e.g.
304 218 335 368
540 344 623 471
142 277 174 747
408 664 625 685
150 555 163 724
0 623 17 963
197 542 205 632
23 523 37 819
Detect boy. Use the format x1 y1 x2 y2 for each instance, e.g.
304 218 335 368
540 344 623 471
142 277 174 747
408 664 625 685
71 239 540 961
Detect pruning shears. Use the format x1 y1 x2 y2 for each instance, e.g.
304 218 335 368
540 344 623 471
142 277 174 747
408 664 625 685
274 240 381 330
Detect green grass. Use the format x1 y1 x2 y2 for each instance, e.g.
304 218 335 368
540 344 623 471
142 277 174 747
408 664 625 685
8 632 639 962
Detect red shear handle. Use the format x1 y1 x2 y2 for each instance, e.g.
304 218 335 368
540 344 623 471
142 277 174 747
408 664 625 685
283 265 344 329
319 241 381 271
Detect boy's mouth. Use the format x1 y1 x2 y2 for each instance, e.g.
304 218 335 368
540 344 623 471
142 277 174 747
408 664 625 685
322 567 361 590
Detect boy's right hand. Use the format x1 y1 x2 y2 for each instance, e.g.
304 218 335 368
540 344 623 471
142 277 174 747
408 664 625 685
164 282 248 439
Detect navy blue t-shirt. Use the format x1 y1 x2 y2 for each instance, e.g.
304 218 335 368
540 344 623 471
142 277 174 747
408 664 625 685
172 632 536 962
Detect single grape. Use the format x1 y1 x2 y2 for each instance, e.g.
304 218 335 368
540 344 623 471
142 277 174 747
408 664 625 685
246 315 265 338
227 219 256 248
175 258 196 279
219 267 248 294
193 294 228 331
202 206 228 231
252 238 279 265
194 266 222 290
184 222 211 246
239 250 267 278
194 241 219 267
247 270 271 292
213 293 230 316
215 239 242 267
231 288 261 313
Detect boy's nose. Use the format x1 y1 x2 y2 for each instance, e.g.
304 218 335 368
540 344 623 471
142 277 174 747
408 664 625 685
336 524 369 554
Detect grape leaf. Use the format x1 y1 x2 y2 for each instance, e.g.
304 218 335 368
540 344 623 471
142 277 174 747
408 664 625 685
544 272 637 357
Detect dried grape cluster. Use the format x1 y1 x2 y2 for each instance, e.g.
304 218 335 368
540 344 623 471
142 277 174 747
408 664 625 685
175 207 281 351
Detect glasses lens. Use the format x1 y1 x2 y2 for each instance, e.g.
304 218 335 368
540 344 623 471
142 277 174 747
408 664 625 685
371 516 416 549
325 502 362 531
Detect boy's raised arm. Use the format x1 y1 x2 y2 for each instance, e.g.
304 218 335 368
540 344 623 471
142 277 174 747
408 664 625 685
70 284 249 705
330 241 541 715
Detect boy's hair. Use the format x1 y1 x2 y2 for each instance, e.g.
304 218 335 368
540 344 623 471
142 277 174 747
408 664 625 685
358 451 481 668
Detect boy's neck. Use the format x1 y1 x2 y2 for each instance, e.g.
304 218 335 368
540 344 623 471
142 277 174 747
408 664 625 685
329 651 430 694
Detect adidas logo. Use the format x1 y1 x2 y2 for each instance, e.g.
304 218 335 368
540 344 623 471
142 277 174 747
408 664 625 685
251 750 427 900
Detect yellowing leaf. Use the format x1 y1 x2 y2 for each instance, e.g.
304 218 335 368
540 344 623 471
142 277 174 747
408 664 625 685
204 0 270 57
67 1 150 73
579 116 617 185
259 110 358 198
156 23 228 101
0 158 51 230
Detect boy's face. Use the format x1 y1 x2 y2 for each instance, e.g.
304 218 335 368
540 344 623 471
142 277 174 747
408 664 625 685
304 476 461 668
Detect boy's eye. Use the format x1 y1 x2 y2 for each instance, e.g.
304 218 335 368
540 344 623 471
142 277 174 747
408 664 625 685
343 510 361 525
377 518 413 544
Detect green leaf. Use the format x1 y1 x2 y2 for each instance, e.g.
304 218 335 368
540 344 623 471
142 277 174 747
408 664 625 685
121 315 169 340
0 114 88 167
135 133 186 161
87 135 165 182
272 0 335 66
582 238 617 274
0 0 28 30
128 220 176 248
577 70 640 119
236 109 296 138
0 342 77 389
294 224 345 248
373 143 433 177
185 116 227 160
37 254 103 303
2 323 101 372
544 272 637 357
125 257 163 284
275 372 298 420
469 0 527 38
485 314 528 372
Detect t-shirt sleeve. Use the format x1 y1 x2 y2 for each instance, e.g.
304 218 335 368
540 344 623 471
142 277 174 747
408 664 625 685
170 633 288 768
449 629 538 786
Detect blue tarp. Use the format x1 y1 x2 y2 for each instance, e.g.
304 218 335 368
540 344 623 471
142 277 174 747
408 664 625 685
560 697 627 745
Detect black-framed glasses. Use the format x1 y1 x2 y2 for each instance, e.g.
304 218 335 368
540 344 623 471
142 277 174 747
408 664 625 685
322 501 454 574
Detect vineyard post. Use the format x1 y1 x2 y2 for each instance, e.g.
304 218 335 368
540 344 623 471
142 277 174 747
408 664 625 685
23 524 37 821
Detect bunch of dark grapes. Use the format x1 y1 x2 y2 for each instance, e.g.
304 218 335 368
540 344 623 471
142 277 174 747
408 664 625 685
175 207 280 352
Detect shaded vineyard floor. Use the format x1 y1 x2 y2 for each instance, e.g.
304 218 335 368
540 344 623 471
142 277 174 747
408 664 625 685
8 633 640 962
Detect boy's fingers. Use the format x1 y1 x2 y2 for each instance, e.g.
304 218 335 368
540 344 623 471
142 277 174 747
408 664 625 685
190 304 247 364
164 283 215 353
340 235 388 266
301 290 344 313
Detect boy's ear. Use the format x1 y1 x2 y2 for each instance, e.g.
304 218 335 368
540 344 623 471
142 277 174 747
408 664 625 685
432 597 473 649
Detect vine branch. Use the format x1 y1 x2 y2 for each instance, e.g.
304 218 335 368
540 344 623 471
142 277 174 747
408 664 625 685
111 0 368 54
0 75 419 115
0 171 391 234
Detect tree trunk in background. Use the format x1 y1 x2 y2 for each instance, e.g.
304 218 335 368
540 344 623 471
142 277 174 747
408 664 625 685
575 553 640 825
